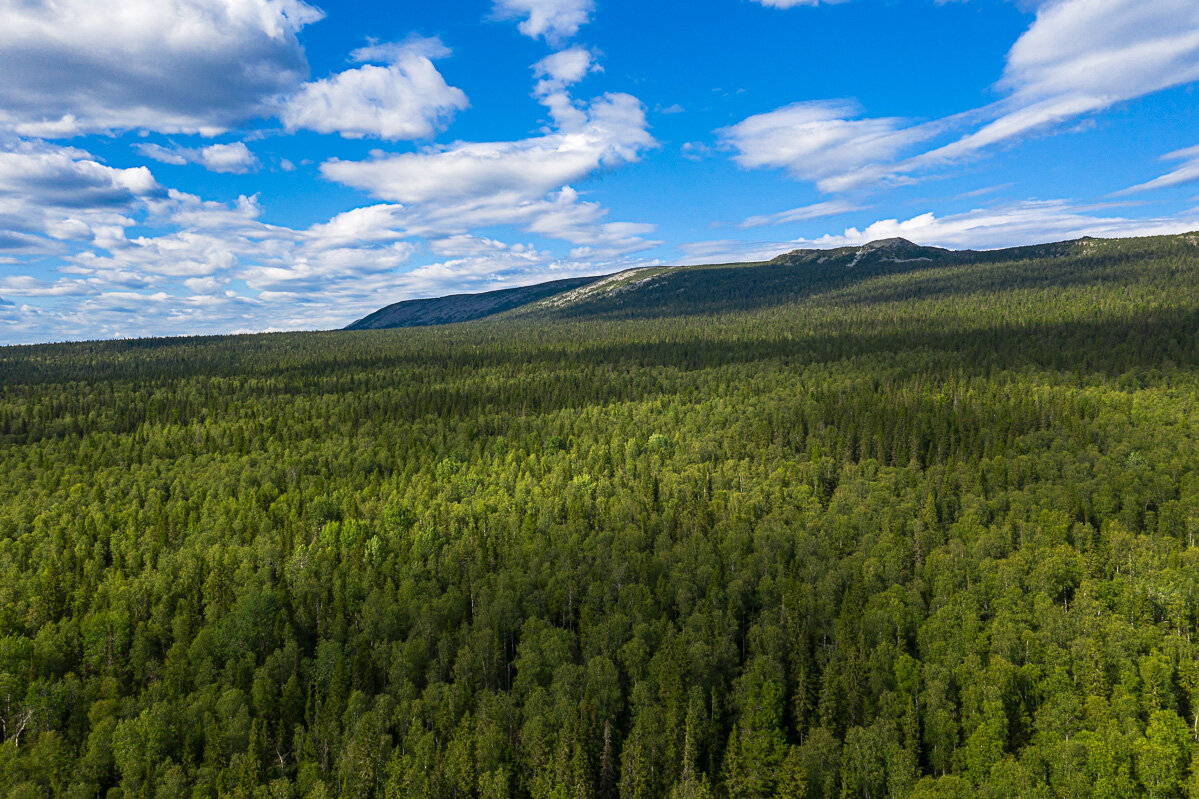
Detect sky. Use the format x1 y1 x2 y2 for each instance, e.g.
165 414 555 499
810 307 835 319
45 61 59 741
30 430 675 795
1 0 1199 344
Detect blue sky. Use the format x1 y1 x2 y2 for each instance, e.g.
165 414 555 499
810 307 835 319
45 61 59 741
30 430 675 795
2 0 1199 344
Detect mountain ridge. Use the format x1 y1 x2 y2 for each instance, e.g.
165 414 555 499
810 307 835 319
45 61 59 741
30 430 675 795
346 275 605 330
346 232 1199 330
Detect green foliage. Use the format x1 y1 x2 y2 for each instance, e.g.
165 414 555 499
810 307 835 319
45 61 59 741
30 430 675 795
2 233 1199 797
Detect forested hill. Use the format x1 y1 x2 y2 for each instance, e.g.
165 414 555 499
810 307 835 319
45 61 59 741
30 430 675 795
345 234 1133 330
345 276 604 330
6 231 1199 798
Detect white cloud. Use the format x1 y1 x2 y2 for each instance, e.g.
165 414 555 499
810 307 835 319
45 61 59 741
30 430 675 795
0 275 96 297
136 141 261 174
320 82 655 246
0 139 160 253
184 276 223 293
739 199 862 229
817 201 1199 250
239 241 418 292
0 39 664 343
532 47 601 130
365 242 556 298
680 199 1199 263
0 136 659 344
674 238 793 265
493 0 594 44
72 231 241 278
525 187 659 256
135 144 189 167
751 0 850 6
0 0 323 136
321 103 640 204
303 204 411 248
279 36 469 141
198 143 262 174
912 0 1199 168
533 47 599 91
1002 0 1199 104
727 0 1199 193
1119 144 1199 195
0 174 415 307
0 141 159 205
429 235 515 258
719 100 937 193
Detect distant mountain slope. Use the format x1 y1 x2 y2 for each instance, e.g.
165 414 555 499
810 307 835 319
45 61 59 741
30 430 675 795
518 237 957 322
346 275 604 330
347 233 1199 329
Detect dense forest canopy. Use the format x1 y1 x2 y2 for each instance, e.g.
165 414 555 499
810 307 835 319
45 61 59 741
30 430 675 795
3 233 1199 798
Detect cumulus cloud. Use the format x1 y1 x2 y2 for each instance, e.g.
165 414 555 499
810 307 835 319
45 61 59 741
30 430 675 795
72 231 241 278
354 241 555 298
319 62 656 253
0 288 270 344
279 36 469 141
493 0 595 44
195 143 262 174
0 145 158 209
0 183 419 337
0 0 323 136
0 160 661 344
321 93 651 205
136 141 261 174
0 165 646 343
0 43 662 345
0 139 161 253
0 192 632 344
0 275 92 298
531 47 601 130
51 191 405 302
533 47 600 92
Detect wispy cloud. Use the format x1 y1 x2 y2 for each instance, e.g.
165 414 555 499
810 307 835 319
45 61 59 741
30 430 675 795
739 199 862 229
1118 144 1199 195
718 100 944 193
724 0 1199 193
904 0 1199 175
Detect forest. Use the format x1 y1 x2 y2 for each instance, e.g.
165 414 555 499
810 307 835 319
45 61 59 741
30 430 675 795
3 232 1199 798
